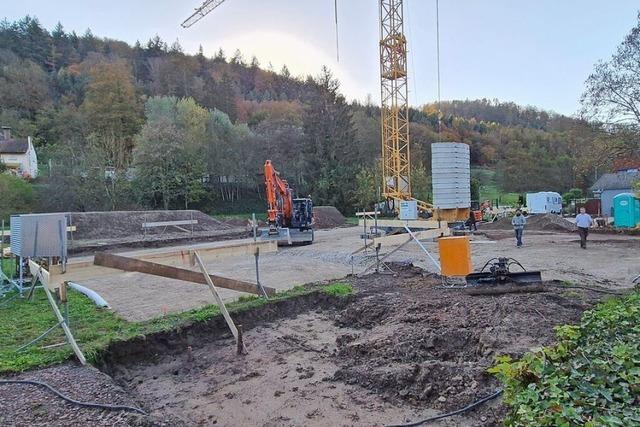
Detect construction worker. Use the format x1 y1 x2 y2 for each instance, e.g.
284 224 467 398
467 210 477 231
512 209 526 247
575 207 594 249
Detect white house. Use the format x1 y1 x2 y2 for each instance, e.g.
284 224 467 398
0 126 38 179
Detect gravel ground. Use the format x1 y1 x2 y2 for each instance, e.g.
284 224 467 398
0 363 164 426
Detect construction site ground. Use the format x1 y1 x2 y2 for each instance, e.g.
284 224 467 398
2 222 638 426
1 265 613 426
68 225 639 322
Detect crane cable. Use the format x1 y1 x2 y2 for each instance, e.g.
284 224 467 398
334 0 339 61
436 0 442 135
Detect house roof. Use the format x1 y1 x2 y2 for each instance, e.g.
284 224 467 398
590 170 640 191
0 139 29 154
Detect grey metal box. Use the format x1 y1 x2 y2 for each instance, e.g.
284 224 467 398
10 213 68 258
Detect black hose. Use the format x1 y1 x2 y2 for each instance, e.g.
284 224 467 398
548 283 626 295
0 379 148 415
386 389 503 427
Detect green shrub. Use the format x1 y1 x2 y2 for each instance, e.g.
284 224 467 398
323 283 353 296
489 293 640 426
0 174 35 222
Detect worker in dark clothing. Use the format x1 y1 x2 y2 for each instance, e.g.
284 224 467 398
467 210 477 231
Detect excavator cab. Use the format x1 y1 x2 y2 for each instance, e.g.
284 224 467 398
291 198 313 230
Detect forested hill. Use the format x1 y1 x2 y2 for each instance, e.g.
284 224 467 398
0 16 598 214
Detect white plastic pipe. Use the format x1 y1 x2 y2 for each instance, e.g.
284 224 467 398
67 282 110 308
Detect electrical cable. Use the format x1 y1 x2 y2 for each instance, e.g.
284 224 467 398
334 0 339 62
386 389 503 427
0 379 148 415
547 283 626 295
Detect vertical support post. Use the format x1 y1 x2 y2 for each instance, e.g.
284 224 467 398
1 220 4 264
254 247 268 299
375 243 381 273
363 209 368 254
18 257 23 295
252 213 257 242
236 324 245 355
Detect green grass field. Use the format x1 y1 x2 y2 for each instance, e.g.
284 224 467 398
0 282 353 373
472 167 521 206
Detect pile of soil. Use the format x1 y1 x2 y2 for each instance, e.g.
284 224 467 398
69 210 230 240
313 206 346 229
332 265 601 421
480 213 576 232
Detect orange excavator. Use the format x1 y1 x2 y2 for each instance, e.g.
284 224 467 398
263 160 314 245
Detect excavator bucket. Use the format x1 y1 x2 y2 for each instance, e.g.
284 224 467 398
260 228 314 246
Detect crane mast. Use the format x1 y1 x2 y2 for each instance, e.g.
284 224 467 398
379 0 411 204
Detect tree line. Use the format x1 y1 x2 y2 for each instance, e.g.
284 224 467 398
0 15 638 218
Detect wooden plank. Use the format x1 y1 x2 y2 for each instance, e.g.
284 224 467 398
355 211 381 216
142 220 198 228
192 251 245 353
93 252 276 296
358 219 441 229
139 241 277 266
29 261 86 365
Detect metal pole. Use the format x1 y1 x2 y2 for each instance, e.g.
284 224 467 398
363 209 368 253
254 247 268 299
403 225 441 272
252 213 257 242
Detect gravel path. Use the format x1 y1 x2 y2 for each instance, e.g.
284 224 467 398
0 363 166 426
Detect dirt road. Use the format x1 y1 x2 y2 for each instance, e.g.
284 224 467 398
69 226 638 321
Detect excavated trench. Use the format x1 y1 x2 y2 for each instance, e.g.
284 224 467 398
95 265 604 426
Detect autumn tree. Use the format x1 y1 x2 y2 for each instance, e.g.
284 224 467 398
580 13 640 163
81 60 142 168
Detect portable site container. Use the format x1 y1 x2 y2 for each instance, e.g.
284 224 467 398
612 193 640 228
525 192 562 214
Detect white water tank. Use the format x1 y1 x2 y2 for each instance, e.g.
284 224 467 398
431 142 471 209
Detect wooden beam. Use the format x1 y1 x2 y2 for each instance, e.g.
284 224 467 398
192 250 246 353
352 227 450 254
29 261 86 365
139 240 277 266
358 219 441 229
142 219 198 228
93 252 276 296
355 211 381 216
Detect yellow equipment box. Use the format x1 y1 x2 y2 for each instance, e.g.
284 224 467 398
438 236 472 277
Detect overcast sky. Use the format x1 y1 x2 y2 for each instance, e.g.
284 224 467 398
3 1 639 115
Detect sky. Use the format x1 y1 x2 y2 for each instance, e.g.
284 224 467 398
3 0 639 116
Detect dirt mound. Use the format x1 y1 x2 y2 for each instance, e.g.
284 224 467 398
68 210 230 240
313 206 346 229
480 213 576 232
333 264 600 415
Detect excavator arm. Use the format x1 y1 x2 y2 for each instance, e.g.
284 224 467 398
264 160 293 232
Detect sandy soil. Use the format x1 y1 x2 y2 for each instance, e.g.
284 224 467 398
105 266 606 427
67 226 639 322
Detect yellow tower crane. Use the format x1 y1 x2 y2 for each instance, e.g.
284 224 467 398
182 0 432 214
